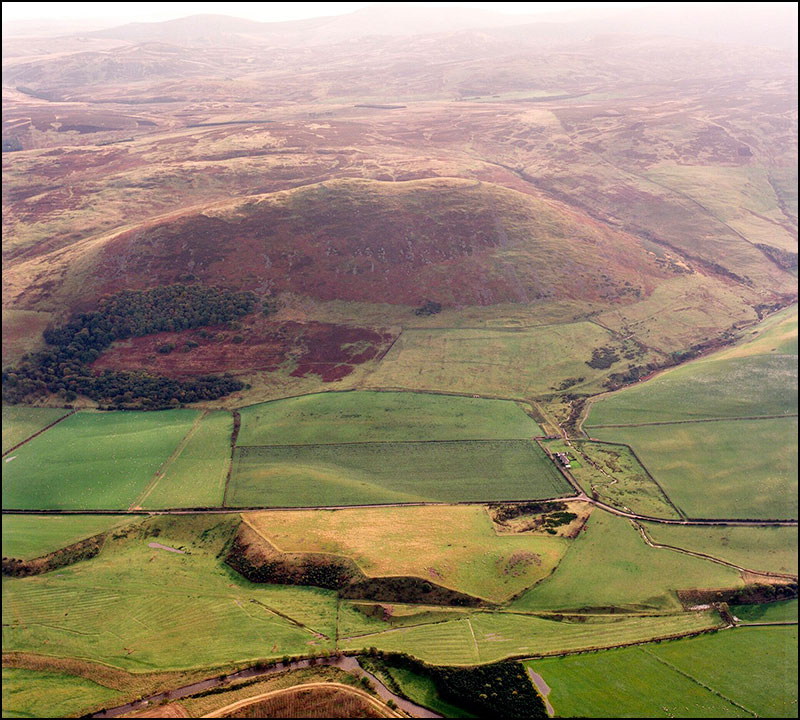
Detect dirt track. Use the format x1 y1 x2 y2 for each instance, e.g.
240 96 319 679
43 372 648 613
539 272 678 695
199 681 402 718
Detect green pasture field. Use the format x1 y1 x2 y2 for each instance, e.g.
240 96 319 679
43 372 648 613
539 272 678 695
642 523 798 575
525 625 798 718
512 510 742 612
227 440 571 507
244 505 571 602
1 514 139 560
237 391 541 446
340 610 720 666
1 667 121 719
732 599 798 624
1 410 201 510
587 303 797 427
652 625 798 718
586 354 797 426
549 439 680 519
365 322 628 398
140 411 233 509
1 515 338 671
591 418 798 520
2 405 70 454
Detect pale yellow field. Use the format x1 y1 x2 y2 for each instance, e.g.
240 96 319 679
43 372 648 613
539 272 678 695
243 505 571 602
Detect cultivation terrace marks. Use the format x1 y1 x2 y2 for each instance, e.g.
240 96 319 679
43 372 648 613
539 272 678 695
91 319 397 383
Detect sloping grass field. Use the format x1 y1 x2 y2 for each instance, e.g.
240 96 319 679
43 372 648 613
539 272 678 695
228 439 571 507
365 322 628 398
237 391 541 446
243 506 571 602
1 409 201 510
1 514 139 560
1 515 338 671
525 625 798 718
511 510 742 612
1 667 121 719
140 410 233 509
2 405 70 454
340 610 721 665
591 418 798 520
642 523 798 575
587 303 797 426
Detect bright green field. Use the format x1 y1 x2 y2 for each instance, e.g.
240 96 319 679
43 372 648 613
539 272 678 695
587 303 797 427
512 510 742 612
586 354 797 426
651 626 799 718
1 667 121 719
1 515 338 671
237 391 541 446
732 599 798 624
643 523 798 575
340 610 720 665
140 411 233 509
227 440 571 507
2 406 70 454
366 322 626 398
1 515 139 560
591 418 798 519
526 625 798 718
1 410 200 510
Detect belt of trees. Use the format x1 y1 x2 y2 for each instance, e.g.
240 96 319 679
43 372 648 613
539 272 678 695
2 284 256 408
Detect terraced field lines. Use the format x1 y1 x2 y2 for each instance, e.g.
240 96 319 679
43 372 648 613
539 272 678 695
130 411 207 509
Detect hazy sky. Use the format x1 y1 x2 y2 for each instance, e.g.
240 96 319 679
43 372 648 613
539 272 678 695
3 2 647 24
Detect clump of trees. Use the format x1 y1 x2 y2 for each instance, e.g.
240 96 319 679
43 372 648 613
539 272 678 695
2 284 256 408
414 299 442 316
362 651 548 719
586 346 620 369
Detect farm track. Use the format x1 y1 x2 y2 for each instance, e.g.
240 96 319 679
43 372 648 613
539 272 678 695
89 655 438 719
1 409 75 457
198 681 403 718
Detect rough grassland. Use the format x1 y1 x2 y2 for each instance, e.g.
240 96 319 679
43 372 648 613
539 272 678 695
141 411 233 509
366 322 624 398
1 516 338 671
228 440 571 507
526 625 798 718
340 611 720 665
237 391 541 446
2 405 70 454
591 418 798 520
642 523 798 575
244 506 570 602
2 667 121 719
1 410 200 510
1 309 52 369
512 510 742 612
548 439 680 519
1 515 139 560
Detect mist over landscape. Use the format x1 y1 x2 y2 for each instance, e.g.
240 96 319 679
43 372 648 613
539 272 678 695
2 2 798 718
